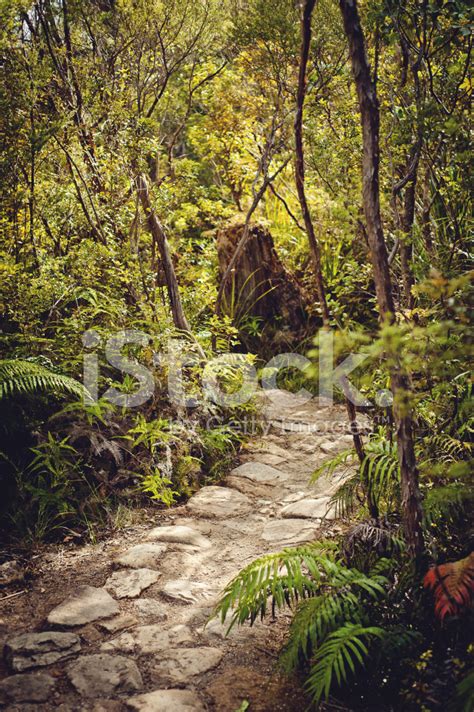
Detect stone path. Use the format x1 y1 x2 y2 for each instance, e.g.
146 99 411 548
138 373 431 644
0 391 360 711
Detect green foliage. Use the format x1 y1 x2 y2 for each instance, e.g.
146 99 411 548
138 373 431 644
0 359 84 400
305 624 385 702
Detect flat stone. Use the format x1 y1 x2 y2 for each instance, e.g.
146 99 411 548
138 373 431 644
101 624 193 654
226 475 273 499
145 525 212 550
105 568 160 598
230 462 289 485
161 579 217 605
5 631 81 672
244 452 288 467
133 599 167 621
113 544 167 569
67 654 142 697
127 689 205 712
0 672 55 703
151 647 223 684
0 561 25 587
261 519 319 546
187 486 253 518
97 614 138 633
47 586 119 626
280 497 331 519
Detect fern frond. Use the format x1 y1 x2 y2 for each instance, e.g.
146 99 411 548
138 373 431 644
213 543 387 631
311 447 356 483
281 591 364 672
213 543 335 630
328 472 363 518
306 623 385 702
425 433 472 462
0 359 84 400
424 483 474 526
424 552 474 620
363 439 400 510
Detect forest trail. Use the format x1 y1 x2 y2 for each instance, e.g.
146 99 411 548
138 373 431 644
0 392 357 711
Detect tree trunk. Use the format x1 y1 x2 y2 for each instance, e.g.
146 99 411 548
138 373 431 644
136 173 190 332
295 0 331 327
339 0 425 559
400 176 417 310
298 0 369 490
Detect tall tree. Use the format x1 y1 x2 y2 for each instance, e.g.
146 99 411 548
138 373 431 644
294 0 330 327
339 0 425 557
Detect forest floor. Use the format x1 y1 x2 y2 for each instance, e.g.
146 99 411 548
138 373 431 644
0 391 359 711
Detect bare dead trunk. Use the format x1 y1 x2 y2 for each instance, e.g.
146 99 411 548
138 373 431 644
295 0 331 327
339 0 425 559
136 173 190 332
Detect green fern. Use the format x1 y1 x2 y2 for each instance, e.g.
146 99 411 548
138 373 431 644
328 472 364 518
0 359 85 400
424 482 474 526
305 623 385 702
311 447 356 483
363 439 400 512
281 591 364 672
213 542 388 631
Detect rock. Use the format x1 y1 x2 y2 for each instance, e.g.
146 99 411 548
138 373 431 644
0 672 55 703
145 525 212 550
320 440 343 454
261 519 319 546
245 452 287 467
280 497 331 519
105 568 160 598
66 654 142 697
225 475 273 499
151 647 223 684
230 462 289 485
133 599 167 621
56 702 125 712
127 689 205 712
0 561 25 587
4 631 81 672
113 544 167 570
101 624 193 654
97 614 138 633
187 486 253 518
161 579 217 605
47 586 119 626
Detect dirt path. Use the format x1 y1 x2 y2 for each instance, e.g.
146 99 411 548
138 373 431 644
0 391 357 711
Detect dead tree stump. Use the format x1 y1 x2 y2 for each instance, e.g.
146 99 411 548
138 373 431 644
216 222 307 346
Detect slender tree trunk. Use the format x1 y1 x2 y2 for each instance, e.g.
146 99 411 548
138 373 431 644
136 173 190 332
400 176 417 310
339 0 425 559
422 170 434 257
294 0 331 327
297 0 371 500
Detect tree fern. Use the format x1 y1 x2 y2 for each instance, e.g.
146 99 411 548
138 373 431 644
305 623 385 702
0 359 84 400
